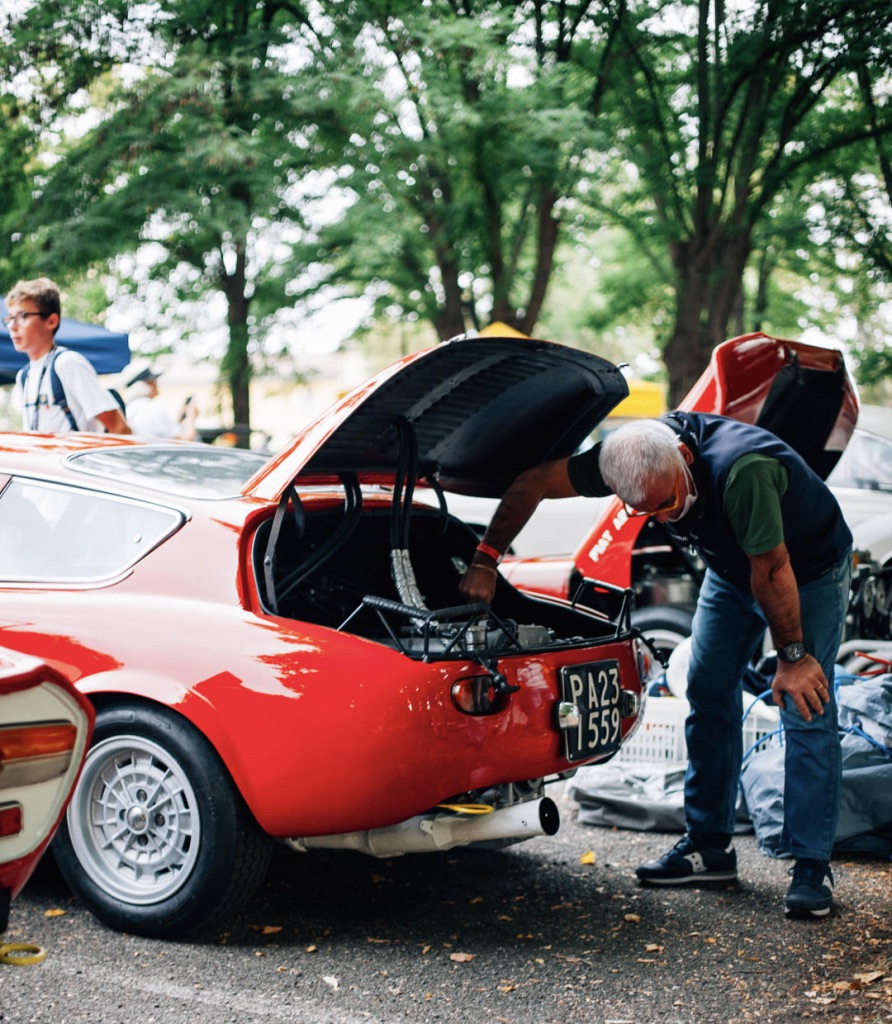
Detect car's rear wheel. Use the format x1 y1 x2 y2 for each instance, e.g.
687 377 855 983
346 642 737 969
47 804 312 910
53 703 272 939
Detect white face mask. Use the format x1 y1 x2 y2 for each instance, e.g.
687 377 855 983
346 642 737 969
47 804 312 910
664 461 698 522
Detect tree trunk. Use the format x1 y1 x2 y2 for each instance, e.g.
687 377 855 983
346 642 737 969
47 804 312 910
519 187 559 336
664 230 752 407
221 243 252 445
432 249 467 341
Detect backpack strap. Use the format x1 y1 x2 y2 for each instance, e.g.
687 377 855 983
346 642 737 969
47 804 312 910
45 346 79 431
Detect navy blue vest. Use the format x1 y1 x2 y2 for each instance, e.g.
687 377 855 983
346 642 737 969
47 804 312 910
663 413 851 592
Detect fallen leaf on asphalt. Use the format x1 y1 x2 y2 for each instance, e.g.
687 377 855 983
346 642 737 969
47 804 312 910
645 944 663 953
366 936 391 944
305 944 317 953
322 975 339 990
450 952 476 963
261 925 282 934
854 971 885 984
499 984 516 992
580 850 596 865
623 914 640 923
44 909 66 918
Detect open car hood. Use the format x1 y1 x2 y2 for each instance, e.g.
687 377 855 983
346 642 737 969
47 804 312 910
246 336 629 502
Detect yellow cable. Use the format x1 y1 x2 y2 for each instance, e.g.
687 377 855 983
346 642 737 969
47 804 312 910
0 943 48 966
434 803 494 815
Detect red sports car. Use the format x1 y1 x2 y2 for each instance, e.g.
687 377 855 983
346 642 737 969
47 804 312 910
0 648 94 934
0 336 647 939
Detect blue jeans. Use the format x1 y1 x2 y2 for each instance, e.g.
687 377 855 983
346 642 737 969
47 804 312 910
684 550 851 861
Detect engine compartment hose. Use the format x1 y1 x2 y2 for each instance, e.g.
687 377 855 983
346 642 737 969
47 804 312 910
0 942 48 966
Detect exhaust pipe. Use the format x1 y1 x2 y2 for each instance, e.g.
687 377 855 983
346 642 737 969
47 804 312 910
287 796 560 858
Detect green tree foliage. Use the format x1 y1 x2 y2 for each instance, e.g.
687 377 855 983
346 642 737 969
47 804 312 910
2 0 890 421
1 0 321 428
293 1 621 341
595 0 892 403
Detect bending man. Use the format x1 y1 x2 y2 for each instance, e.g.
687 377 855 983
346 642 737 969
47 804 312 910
460 413 851 919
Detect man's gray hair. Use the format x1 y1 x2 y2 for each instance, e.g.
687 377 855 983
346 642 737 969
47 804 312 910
600 419 684 507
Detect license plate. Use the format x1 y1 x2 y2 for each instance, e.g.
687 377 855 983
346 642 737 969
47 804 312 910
559 659 622 762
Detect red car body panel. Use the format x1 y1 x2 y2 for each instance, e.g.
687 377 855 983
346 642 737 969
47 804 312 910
0 504 640 840
0 337 642 844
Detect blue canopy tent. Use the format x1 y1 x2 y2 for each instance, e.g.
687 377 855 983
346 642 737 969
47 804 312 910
0 296 130 386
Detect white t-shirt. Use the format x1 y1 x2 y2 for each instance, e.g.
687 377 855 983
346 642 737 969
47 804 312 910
126 395 180 440
17 348 120 433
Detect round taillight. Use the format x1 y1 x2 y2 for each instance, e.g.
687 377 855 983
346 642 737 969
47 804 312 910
451 675 504 715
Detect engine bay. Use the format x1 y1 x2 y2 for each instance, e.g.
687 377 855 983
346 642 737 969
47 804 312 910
253 476 632 661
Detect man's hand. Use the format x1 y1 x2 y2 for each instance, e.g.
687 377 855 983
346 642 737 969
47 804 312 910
771 655 831 722
459 562 499 605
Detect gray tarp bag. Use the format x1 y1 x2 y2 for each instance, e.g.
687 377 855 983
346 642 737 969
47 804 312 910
740 676 892 858
568 764 752 834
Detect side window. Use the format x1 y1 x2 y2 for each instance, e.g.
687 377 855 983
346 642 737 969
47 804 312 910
0 478 182 582
827 432 892 492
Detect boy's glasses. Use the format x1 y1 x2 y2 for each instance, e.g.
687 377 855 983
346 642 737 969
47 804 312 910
3 311 48 326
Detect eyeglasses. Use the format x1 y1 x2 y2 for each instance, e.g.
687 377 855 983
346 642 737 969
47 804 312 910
3 311 48 327
623 471 684 519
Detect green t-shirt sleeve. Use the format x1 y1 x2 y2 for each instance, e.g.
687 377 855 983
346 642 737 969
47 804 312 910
723 454 789 555
567 442 612 497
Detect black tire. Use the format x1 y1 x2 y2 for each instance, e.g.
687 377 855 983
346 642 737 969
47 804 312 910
53 702 272 939
630 605 694 681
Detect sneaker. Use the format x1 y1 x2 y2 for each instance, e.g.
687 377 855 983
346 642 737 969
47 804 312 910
636 834 738 885
785 860 834 918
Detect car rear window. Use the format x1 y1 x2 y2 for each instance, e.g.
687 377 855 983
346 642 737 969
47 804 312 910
0 478 182 583
68 446 269 499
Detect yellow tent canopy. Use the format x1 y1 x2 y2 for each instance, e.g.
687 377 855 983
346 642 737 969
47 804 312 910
608 379 666 418
478 321 530 339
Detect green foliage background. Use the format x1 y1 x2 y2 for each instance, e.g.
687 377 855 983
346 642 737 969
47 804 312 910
1 0 890 421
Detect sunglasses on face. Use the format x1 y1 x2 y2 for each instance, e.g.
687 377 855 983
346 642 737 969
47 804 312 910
623 470 685 519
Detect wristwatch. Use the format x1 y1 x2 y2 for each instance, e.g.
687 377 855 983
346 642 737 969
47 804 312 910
778 641 807 664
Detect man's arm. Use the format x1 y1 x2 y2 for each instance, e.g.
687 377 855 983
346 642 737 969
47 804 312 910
96 408 132 435
458 458 578 604
749 544 830 722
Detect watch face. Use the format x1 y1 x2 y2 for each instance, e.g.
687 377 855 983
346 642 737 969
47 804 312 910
780 642 806 663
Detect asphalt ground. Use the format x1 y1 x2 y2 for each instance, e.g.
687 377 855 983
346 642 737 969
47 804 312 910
1 783 890 1024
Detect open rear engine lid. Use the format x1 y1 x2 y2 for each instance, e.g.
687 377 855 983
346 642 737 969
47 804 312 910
246 336 629 502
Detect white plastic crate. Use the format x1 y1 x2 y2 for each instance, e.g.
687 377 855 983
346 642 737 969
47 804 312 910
617 694 781 767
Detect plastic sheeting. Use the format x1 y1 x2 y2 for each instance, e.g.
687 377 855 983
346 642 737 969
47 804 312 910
741 676 892 858
569 676 892 859
568 764 753 835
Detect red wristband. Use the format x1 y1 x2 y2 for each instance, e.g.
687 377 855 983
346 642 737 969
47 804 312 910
475 542 502 564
